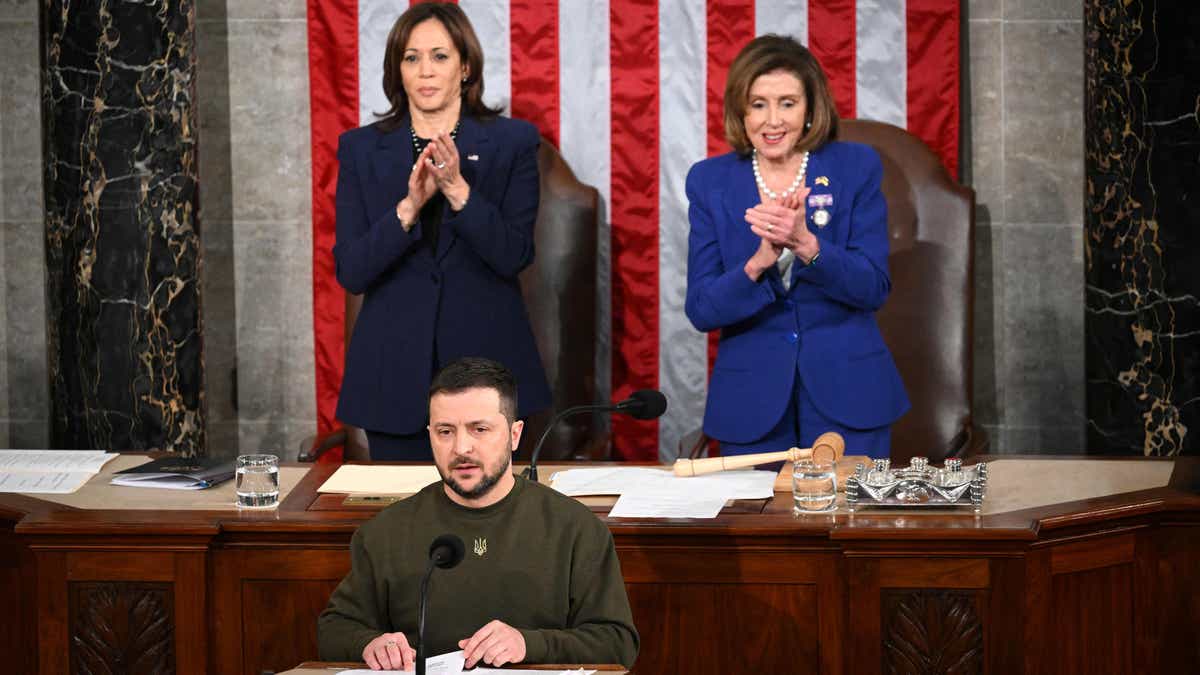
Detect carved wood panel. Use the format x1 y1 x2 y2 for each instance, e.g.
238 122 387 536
881 589 983 675
69 581 175 675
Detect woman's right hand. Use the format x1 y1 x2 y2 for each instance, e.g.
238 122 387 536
395 145 438 231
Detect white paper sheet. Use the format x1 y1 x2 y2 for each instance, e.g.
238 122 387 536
0 471 97 494
608 491 728 519
550 466 776 500
0 450 117 473
317 464 443 495
332 649 597 675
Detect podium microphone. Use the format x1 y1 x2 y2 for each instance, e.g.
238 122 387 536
522 389 668 482
416 534 465 675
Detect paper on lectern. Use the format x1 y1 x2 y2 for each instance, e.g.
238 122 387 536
316 464 442 494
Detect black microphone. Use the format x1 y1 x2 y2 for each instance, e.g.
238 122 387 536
416 534 465 675
522 389 669 482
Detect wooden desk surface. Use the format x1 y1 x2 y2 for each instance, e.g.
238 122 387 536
284 662 627 673
2 455 1197 675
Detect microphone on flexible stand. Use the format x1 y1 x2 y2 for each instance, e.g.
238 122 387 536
522 389 668 483
416 534 465 675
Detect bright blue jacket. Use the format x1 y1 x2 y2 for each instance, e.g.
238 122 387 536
333 115 551 434
685 141 910 443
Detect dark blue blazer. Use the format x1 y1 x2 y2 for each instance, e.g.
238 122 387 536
685 141 910 444
333 115 551 434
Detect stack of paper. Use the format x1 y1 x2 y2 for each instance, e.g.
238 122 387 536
0 450 118 494
331 649 596 674
550 466 777 519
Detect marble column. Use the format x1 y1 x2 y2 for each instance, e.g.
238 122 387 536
1084 0 1199 455
42 1 205 454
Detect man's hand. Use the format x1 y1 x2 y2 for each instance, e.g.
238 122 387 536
458 619 527 668
362 632 415 671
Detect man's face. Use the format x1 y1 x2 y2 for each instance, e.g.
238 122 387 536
428 387 523 506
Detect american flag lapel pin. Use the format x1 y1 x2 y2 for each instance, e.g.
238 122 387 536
467 154 480 161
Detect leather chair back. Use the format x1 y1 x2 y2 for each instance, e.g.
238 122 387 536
838 120 983 463
337 138 601 461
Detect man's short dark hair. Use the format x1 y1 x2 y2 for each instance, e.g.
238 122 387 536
428 357 519 423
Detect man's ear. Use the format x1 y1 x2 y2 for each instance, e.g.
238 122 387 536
509 419 524 450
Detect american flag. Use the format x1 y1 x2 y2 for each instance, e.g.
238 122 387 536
308 0 961 461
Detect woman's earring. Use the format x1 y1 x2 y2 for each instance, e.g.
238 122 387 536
804 120 812 131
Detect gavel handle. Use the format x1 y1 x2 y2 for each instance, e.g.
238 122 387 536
673 447 812 477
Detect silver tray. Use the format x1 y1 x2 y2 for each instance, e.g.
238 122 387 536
844 457 987 512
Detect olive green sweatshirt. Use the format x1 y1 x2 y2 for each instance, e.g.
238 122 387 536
317 476 639 668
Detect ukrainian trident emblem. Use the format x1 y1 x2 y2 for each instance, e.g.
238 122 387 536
473 537 487 557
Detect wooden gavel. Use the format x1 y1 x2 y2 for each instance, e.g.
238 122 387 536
673 431 845 477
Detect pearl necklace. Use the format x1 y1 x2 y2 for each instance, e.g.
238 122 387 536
752 150 809 201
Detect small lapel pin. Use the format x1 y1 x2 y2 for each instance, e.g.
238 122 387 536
815 176 830 186
467 154 479 161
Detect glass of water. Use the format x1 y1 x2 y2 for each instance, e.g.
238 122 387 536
793 459 837 514
236 454 279 508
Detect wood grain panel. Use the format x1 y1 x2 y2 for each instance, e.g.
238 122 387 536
241 579 340 675
69 581 174 674
626 583 821 674
68 551 177 581
877 558 990 589
0 527 35 674
1050 565 1133 675
1049 533 1135 574
617 546 826 584
1136 527 1200 674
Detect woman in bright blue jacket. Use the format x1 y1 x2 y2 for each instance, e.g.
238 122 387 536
334 3 550 460
685 35 909 459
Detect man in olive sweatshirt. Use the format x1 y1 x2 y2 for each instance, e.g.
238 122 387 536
318 357 639 670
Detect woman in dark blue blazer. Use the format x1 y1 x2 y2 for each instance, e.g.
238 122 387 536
685 35 909 459
334 3 550 460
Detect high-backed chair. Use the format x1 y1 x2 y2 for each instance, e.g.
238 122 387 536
301 138 602 462
680 119 986 464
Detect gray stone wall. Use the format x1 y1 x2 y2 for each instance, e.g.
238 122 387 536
197 0 314 458
0 0 1085 455
968 0 1085 452
1 0 48 449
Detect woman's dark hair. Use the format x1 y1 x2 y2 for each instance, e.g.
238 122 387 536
377 2 501 131
429 357 519 424
723 34 839 155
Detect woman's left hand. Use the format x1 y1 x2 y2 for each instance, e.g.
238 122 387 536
428 131 471 211
745 185 821 263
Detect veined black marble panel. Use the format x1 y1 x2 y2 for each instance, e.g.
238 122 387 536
1084 1 1200 455
42 1 205 455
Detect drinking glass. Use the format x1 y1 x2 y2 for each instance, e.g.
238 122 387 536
792 459 837 513
236 454 279 508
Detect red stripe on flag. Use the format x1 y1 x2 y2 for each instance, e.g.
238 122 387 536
907 0 960 179
705 1 755 377
609 0 659 460
808 0 856 118
308 0 360 462
510 0 560 146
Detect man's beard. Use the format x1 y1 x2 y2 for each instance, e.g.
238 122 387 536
442 444 512 500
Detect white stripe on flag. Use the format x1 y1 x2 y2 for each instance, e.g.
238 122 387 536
559 0 613 410
755 0 809 45
357 0 403 127
658 0 709 461
855 0 907 127
459 0 511 114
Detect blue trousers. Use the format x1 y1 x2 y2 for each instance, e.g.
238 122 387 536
718 370 891 459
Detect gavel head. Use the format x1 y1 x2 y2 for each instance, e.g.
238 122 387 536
810 432 846 464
